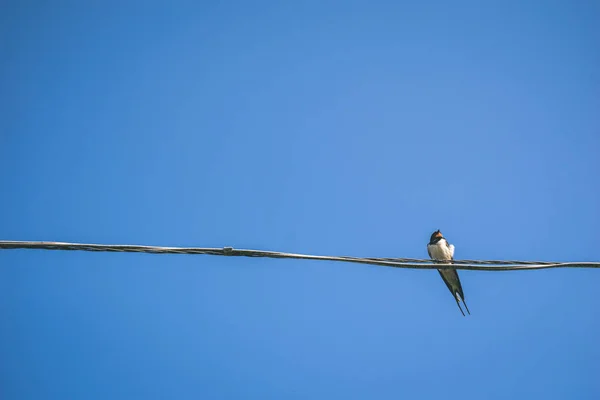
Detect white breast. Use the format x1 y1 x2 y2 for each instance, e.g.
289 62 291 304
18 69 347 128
428 239 455 261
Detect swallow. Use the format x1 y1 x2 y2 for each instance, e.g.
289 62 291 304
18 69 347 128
427 230 471 316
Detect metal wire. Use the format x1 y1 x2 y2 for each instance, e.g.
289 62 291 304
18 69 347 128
1 240 598 271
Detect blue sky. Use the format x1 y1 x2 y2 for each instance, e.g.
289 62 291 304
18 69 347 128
1 1 599 399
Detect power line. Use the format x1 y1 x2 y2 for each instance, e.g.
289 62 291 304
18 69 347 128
1 240 598 271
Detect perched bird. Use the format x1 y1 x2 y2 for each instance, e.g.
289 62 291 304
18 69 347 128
427 230 471 316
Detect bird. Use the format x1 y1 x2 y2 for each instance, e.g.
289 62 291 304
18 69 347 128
427 230 471 316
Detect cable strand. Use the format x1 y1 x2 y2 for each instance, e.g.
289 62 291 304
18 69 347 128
1 240 598 271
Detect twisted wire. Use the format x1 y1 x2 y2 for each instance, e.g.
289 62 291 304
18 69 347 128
1 240 598 271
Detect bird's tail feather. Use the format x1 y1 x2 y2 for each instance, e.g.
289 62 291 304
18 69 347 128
455 292 471 315
461 298 471 315
454 298 466 317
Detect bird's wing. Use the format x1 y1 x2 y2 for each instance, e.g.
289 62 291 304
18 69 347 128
438 269 465 301
438 243 470 315
438 269 470 315
447 243 455 259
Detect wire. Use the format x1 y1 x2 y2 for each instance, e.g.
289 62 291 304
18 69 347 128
1 240 598 271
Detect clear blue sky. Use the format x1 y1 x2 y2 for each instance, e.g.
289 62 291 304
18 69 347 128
1 1 599 399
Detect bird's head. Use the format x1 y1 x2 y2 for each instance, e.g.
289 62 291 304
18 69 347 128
430 230 443 242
